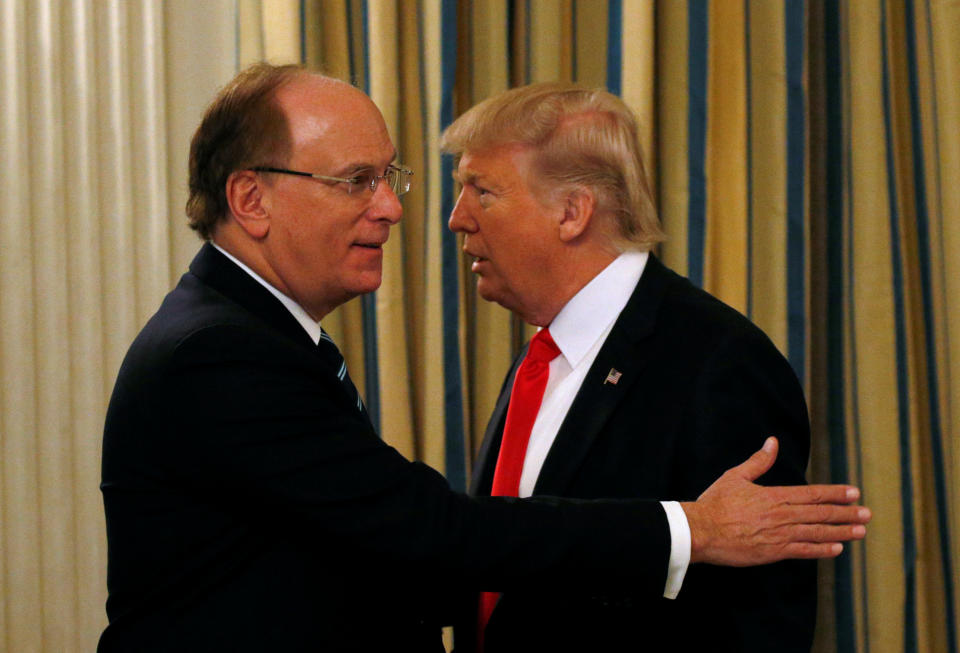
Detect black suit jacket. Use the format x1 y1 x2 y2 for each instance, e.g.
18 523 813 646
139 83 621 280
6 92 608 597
459 255 816 653
99 244 681 652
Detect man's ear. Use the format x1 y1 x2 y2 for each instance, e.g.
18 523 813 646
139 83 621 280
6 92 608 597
558 187 596 242
225 170 270 239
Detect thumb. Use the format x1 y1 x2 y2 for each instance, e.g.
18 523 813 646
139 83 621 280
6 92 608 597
732 436 778 482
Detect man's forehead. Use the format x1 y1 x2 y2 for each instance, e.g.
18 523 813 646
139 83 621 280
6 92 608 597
279 77 394 164
278 73 364 103
280 77 378 126
458 143 534 177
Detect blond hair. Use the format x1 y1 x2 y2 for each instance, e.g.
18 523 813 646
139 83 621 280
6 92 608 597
441 82 664 250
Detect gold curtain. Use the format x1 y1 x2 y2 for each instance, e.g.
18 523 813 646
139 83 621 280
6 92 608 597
656 2 960 652
0 0 238 650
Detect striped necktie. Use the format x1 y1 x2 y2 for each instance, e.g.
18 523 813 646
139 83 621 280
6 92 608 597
318 329 364 413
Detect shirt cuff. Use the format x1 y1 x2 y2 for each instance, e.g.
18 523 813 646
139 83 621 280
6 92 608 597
660 500 691 599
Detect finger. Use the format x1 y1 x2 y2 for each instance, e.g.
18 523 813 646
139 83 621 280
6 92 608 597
775 542 845 560
776 523 867 543
772 484 863 506
729 436 778 481
768 503 871 526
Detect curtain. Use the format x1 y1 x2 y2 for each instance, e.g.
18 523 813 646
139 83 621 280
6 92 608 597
1 1 956 651
0 1 237 649
656 2 959 651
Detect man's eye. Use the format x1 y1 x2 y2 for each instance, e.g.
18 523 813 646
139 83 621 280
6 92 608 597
477 188 493 206
350 172 375 188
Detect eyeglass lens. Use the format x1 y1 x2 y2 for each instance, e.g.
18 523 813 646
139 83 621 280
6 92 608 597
387 167 411 196
356 167 410 196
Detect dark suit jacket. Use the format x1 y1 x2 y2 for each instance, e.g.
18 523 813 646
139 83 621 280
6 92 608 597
99 244 681 652
458 255 816 653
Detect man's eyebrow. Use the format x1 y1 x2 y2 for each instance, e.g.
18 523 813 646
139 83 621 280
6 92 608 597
453 170 477 185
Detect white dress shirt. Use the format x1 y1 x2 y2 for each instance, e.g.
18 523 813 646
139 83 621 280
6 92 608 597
517 250 691 599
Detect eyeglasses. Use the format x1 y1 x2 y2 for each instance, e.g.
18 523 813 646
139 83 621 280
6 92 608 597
251 164 413 196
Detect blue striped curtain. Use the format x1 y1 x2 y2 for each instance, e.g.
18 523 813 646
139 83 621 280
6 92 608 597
247 1 959 650
656 2 958 651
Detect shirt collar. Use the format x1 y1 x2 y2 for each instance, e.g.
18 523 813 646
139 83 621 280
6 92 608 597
211 242 324 345
548 251 649 368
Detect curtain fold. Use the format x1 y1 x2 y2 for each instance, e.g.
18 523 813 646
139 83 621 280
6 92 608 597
1 1 238 650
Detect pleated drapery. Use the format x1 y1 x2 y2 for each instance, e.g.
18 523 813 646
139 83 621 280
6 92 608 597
1 2 957 651
655 3 959 651
1 1 237 649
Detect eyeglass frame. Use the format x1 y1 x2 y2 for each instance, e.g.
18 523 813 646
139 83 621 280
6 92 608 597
250 163 413 196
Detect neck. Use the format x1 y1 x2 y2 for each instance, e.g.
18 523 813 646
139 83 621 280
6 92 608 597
211 229 330 322
527 248 619 327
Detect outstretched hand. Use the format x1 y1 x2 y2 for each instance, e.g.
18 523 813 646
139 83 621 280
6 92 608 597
681 437 870 566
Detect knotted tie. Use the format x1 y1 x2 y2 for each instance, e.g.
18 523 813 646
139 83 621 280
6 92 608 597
317 328 364 413
478 328 561 650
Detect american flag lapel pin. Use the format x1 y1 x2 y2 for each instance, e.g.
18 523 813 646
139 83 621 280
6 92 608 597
604 368 622 385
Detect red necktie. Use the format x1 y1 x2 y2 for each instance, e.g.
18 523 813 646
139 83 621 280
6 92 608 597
478 328 561 650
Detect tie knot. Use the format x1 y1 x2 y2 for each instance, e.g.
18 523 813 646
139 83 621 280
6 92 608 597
527 328 561 365
317 329 343 363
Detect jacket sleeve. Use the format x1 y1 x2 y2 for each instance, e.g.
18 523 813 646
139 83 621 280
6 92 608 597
678 325 816 652
159 323 673 597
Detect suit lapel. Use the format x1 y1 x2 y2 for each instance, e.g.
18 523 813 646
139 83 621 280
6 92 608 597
187 243 374 431
188 243 316 351
470 352 524 495
532 255 671 496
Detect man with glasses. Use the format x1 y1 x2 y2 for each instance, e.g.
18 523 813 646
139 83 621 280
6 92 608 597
99 64 868 652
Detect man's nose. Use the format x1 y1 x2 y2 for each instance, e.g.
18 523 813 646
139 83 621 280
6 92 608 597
370 180 403 224
447 192 475 233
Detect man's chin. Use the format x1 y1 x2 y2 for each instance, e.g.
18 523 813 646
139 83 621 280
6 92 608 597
355 279 382 295
476 279 496 303
342 270 383 301
476 281 512 311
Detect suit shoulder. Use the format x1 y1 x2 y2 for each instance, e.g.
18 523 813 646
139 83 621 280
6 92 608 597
642 264 801 387
143 273 255 341
110 272 305 399
655 265 777 349
138 271 298 350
